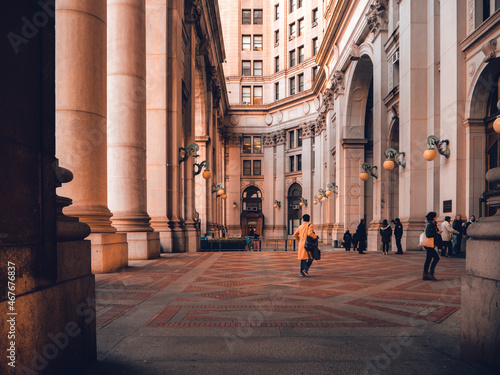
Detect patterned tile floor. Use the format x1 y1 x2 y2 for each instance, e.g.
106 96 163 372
95 251 463 330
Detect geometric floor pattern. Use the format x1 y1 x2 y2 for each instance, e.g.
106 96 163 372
96 250 464 330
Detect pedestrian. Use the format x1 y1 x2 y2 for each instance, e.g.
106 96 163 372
343 230 352 251
392 218 403 254
464 215 477 240
422 211 441 281
440 216 458 257
452 214 464 256
355 218 367 254
293 214 318 277
379 219 392 254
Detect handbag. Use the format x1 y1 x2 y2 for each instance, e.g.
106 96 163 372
304 224 320 260
418 231 434 248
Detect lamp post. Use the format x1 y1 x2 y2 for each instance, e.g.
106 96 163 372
299 198 307 207
423 135 450 161
360 162 378 180
273 200 281 208
383 148 406 170
179 143 200 163
193 160 212 179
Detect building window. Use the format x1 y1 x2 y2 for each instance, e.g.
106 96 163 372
275 56 280 72
312 66 318 81
298 74 304 93
242 35 251 51
253 86 262 105
254 9 263 24
243 160 252 175
253 35 263 51
242 86 251 104
289 22 296 38
290 0 296 13
298 18 304 36
254 60 263 76
275 82 279 101
289 77 296 95
289 155 295 172
312 37 318 56
297 154 302 171
289 130 295 149
275 4 279 20
253 136 262 153
297 129 303 147
298 45 304 63
242 60 251 76
299 0 303 8
312 8 318 25
275 30 279 45
253 160 262 175
242 136 252 153
290 50 296 67
242 9 251 24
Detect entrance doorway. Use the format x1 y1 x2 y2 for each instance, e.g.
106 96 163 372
287 183 302 235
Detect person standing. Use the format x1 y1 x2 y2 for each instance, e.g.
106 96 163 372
393 218 403 254
452 214 464 256
355 218 367 254
422 212 441 281
293 214 318 277
343 230 352 251
440 216 459 257
379 219 392 255
464 215 477 239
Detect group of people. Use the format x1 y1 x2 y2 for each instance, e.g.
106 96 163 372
293 213 477 279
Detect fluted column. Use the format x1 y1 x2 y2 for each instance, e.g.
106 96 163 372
107 0 160 259
275 130 287 236
56 0 128 273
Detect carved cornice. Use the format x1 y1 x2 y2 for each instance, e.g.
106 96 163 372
366 0 389 35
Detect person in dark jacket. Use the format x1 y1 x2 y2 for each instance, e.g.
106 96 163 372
423 212 441 280
343 230 352 251
355 219 367 254
392 218 403 254
452 214 464 255
379 219 392 254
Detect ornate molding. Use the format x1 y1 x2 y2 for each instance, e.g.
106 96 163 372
330 71 344 97
184 0 202 23
274 129 286 145
207 66 222 109
315 113 326 135
263 134 275 147
226 133 242 146
300 122 314 139
366 0 389 35
481 39 498 62
350 44 361 61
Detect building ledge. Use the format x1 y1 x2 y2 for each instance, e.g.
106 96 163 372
461 9 500 52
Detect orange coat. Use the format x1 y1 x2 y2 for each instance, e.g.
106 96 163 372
293 222 318 260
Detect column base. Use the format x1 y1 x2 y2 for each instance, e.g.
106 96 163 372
184 223 200 252
332 224 345 242
401 219 426 251
156 225 186 253
126 231 161 260
367 225 382 252
89 232 128 273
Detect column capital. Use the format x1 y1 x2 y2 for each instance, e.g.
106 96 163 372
366 0 389 36
300 122 315 139
225 133 242 146
463 118 486 131
328 71 344 98
184 0 202 23
274 129 286 145
263 133 276 147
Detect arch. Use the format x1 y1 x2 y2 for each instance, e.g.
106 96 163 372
466 56 500 119
241 186 264 237
287 183 303 235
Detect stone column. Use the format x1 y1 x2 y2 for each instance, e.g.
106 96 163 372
107 0 160 260
226 135 242 237
301 124 314 222
263 134 276 237
464 119 486 218
461 169 500 373
275 130 287 236
398 0 429 250
56 0 128 273
146 0 169 251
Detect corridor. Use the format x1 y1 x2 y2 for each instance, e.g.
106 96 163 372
83 251 480 375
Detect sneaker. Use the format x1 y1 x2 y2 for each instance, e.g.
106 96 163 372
302 270 309 277
422 273 432 280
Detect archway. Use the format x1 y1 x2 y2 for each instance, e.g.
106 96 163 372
241 186 264 237
287 183 302 235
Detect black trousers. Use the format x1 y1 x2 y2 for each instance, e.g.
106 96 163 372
441 240 452 256
395 236 403 253
382 242 390 252
300 259 313 272
423 247 440 273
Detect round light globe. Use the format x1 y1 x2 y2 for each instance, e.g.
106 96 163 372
217 189 225 196
317 194 323 200
313 200 318 205
273 203 278 208
383 160 395 170
325 190 333 197
202 170 212 179
360 172 369 181
299 201 304 207
494 117 500 133
221 194 227 199
423 148 437 161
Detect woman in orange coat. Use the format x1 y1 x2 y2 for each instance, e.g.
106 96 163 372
293 214 318 277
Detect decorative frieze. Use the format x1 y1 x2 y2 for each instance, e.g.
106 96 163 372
366 0 389 35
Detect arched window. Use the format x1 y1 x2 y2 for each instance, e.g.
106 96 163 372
485 71 500 215
242 186 262 212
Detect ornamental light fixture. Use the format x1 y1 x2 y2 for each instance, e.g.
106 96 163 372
493 100 500 132
423 135 450 161
360 162 378 181
273 200 281 208
317 188 327 200
383 148 406 170
326 183 338 195
232 201 237 208
299 198 308 207
179 143 200 163
193 160 212 179
211 182 225 196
